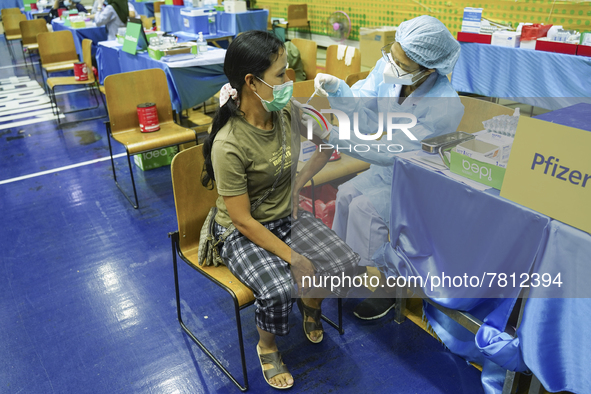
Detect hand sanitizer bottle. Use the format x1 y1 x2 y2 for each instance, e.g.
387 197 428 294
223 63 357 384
197 31 208 53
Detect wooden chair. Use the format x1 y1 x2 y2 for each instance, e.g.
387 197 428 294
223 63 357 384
325 45 361 80
37 30 79 93
47 39 106 125
3 13 26 62
291 38 317 80
276 4 311 41
19 19 48 76
104 68 197 209
140 15 155 30
286 67 296 82
457 96 515 133
293 79 315 100
153 1 164 30
170 145 344 391
345 70 369 88
169 144 255 391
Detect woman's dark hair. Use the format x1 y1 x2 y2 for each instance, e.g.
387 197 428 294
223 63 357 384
201 30 284 188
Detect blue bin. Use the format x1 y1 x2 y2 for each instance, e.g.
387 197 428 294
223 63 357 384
180 9 217 35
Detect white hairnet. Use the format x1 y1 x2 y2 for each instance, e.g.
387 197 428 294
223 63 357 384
396 15 461 75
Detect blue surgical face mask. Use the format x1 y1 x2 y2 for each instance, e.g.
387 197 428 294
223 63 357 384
64 0 71 6
254 76 293 112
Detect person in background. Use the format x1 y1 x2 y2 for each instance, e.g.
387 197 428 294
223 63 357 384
308 15 465 320
47 0 87 21
91 0 135 18
90 0 129 40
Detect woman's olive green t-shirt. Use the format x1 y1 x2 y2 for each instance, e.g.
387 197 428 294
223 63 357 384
212 106 300 228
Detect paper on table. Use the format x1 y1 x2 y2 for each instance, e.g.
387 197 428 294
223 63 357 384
98 40 122 48
166 47 226 68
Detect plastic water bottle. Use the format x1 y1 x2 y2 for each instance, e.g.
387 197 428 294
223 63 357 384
208 11 216 36
197 32 208 53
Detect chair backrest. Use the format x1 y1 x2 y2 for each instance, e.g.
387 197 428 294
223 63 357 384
1 8 21 19
20 19 48 46
345 70 370 87
325 45 361 80
153 1 164 13
3 13 26 36
140 15 154 29
286 68 296 82
104 68 174 134
293 79 315 100
171 144 219 254
287 4 307 24
37 30 79 65
457 96 515 133
81 39 96 83
291 38 317 80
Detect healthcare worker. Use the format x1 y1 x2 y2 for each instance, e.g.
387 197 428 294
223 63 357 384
310 15 465 320
91 0 136 18
47 0 87 21
91 0 129 41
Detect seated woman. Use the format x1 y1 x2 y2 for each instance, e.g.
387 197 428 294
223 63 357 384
311 15 465 320
90 0 128 40
202 31 359 389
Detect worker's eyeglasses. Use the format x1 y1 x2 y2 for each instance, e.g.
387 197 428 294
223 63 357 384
381 41 423 77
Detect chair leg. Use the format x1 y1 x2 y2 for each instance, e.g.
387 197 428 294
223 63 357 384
7 40 15 63
320 298 344 335
394 283 407 324
308 21 312 40
106 122 139 209
170 232 249 391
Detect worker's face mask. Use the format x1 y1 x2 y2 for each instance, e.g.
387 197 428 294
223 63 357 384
254 76 293 112
382 55 428 86
64 0 71 6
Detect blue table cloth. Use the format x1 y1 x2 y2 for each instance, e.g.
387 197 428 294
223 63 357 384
451 42 591 110
373 104 591 393
130 0 154 17
96 42 227 112
160 6 267 35
0 0 23 10
51 19 108 58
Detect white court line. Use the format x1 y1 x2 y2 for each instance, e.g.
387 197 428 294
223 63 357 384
0 63 39 69
0 153 127 185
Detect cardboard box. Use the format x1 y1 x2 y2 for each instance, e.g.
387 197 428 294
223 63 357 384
457 32 491 44
536 38 577 55
450 150 506 190
460 7 483 33
491 31 521 48
359 26 397 68
224 0 247 13
134 146 178 171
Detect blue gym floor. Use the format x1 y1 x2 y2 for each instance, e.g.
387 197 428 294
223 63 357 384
0 36 484 393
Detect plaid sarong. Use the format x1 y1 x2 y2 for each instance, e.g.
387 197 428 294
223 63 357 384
215 211 359 335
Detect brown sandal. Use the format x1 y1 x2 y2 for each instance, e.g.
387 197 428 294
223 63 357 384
296 298 324 344
256 346 294 389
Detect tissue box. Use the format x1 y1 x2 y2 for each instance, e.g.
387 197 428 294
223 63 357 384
224 0 247 13
536 38 577 55
477 133 513 163
359 26 397 68
450 150 507 190
491 31 521 48
457 32 491 44
299 140 316 162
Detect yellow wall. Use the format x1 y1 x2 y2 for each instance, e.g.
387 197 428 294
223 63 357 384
258 0 591 41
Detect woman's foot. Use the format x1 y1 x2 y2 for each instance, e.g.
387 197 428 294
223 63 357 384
256 344 294 389
298 298 324 343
